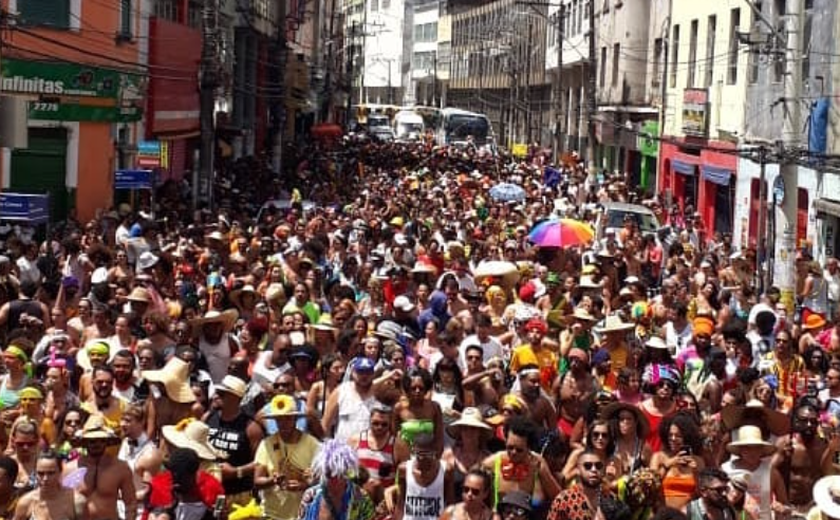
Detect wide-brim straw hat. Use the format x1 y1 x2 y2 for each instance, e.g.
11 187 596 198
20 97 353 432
78 414 120 444
162 418 227 461
600 402 650 439
726 425 776 457
264 394 305 418
190 308 239 333
127 287 152 303
143 357 196 404
720 400 790 437
595 314 634 334
814 475 840 519
446 407 492 438
230 284 257 309
644 336 669 350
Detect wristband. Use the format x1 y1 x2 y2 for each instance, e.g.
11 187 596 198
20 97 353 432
237 466 243 479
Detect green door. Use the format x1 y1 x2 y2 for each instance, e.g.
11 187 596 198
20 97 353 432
10 127 69 222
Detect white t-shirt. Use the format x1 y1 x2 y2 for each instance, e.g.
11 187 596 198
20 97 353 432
664 321 693 356
825 269 840 303
459 334 504 366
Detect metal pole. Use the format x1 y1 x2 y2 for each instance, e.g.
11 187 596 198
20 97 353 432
586 0 597 172
554 3 565 161
525 18 533 143
775 0 804 312
198 0 218 211
658 0 672 192
757 146 767 294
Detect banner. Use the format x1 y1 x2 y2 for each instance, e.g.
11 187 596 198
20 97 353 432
115 169 153 190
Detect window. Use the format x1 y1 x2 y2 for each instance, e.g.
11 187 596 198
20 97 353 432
382 0 390 9
18 0 70 27
120 0 133 38
748 2 761 84
188 0 202 29
802 10 812 82
154 0 180 21
670 24 680 88
727 8 740 85
413 51 436 71
688 19 698 87
371 0 378 11
705 15 716 86
600 46 607 86
652 37 663 88
414 23 438 43
612 43 620 87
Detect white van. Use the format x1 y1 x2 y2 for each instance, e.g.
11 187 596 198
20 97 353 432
393 111 425 141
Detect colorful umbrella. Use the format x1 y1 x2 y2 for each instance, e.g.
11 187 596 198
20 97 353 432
528 218 594 247
488 182 526 202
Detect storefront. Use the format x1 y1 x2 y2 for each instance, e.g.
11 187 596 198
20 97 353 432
816 172 840 262
638 120 659 192
0 57 143 222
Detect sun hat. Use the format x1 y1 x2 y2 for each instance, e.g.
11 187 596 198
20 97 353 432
601 401 650 438
595 314 634 334
264 394 305 418
814 475 840 519
570 307 597 322
804 313 827 331
446 407 492 438
137 251 160 271
215 375 247 399
91 267 109 285
190 309 239 332
579 275 601 289
143 357 196 404
393 295 416 312
230 284 257 309
726 425 776 457
78 414 120 443
162 418 226 461
127 287 152 303
644 336 669 350
720 399 790 437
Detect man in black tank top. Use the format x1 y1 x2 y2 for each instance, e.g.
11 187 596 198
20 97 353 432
204 375 264 505
0 280 49 335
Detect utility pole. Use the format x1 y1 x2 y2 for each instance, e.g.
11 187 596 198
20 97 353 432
658 0 672 195
775 0 804 310
755 144 769 294
554 3 565 161
198 0 219 211
525 18 533 143
586 0 597 172
270 3 287 174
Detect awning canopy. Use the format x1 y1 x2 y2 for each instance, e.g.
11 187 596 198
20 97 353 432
672 159 697 176
815 198 840 218
701 165 733 186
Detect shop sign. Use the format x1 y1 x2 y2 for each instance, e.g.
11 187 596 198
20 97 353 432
28 101 142 122
682 88 709 137
137 141 162 168
1 58 144 99
115 169 153 190
638 121 659 157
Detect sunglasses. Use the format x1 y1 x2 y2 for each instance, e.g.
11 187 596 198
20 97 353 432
463 486 483 496
502 507 529 517
14 441 36 448
591 431 609 439
582 461 604 471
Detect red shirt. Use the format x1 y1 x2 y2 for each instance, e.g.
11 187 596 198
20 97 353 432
144 470 224 519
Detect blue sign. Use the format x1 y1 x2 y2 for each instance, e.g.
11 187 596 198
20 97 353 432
115 169 153 190
0 193 49 224
137 141 161 155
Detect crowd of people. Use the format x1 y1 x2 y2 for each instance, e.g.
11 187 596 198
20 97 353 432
1 135 840 520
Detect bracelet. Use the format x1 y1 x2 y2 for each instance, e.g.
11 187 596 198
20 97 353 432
237 466 243 479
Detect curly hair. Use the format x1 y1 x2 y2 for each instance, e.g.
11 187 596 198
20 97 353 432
658 411 703 455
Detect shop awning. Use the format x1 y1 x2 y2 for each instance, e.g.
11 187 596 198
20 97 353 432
815 198 840 218
701 165 733 186
672 160 696 176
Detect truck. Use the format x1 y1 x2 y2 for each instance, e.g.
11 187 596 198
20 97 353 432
393 111 425 141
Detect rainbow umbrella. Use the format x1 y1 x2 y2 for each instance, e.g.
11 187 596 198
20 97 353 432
528 218 594 247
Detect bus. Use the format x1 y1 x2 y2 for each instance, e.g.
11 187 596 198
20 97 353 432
435 108 495 150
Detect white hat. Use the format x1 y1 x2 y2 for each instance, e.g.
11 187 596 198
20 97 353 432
162 419 227 461
644 336 669 350
215 375 247 399
726 425 776 457
137 251 159 271
91 267 109 285
624 276 640 284
393 295 415 312
394 233 408 246
814 475 840 519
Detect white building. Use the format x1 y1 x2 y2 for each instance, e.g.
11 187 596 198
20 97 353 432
363 0 406 103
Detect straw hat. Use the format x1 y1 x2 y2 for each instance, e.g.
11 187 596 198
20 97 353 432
162 418 227 461
127 287 152 303
814 475 840 519
215 375 247 399
264 394 304 418
601 401 650 438
143 357 196 404
644 336 669 350
78 414 120 443
230 284 257 308
595 315 634 334
579 275 601 289
726 425 776 457
571 307 597 322
190 308 239 332
446 407 492 439
720 399 790 437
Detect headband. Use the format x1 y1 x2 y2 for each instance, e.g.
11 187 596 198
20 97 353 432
518 368 541 378
5 345 28 362
87 342 110 356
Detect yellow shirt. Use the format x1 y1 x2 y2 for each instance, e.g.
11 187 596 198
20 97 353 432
254 432 322 520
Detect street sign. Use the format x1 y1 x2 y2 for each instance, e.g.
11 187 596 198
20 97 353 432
115 169 153 190
0 192 49 224
137 140 161 168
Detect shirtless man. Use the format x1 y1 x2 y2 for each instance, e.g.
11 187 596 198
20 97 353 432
553 349 596 444
515 365 557 431
13 451 86 520
64 417 136 520
772 402 828 515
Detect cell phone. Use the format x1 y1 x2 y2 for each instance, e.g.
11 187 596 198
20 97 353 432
213 495 226 519
681 446 692 456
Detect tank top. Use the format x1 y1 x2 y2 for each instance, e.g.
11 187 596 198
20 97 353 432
357 431 396 486
403 460 445 520
199 335 232 384
722 458 772 520
335 382 380 442
7 299 43 332
803 275 828 315
206 411 255 495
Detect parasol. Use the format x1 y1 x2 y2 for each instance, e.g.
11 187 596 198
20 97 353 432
528 218 594 247
473 260 521 286
488 182 527 202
